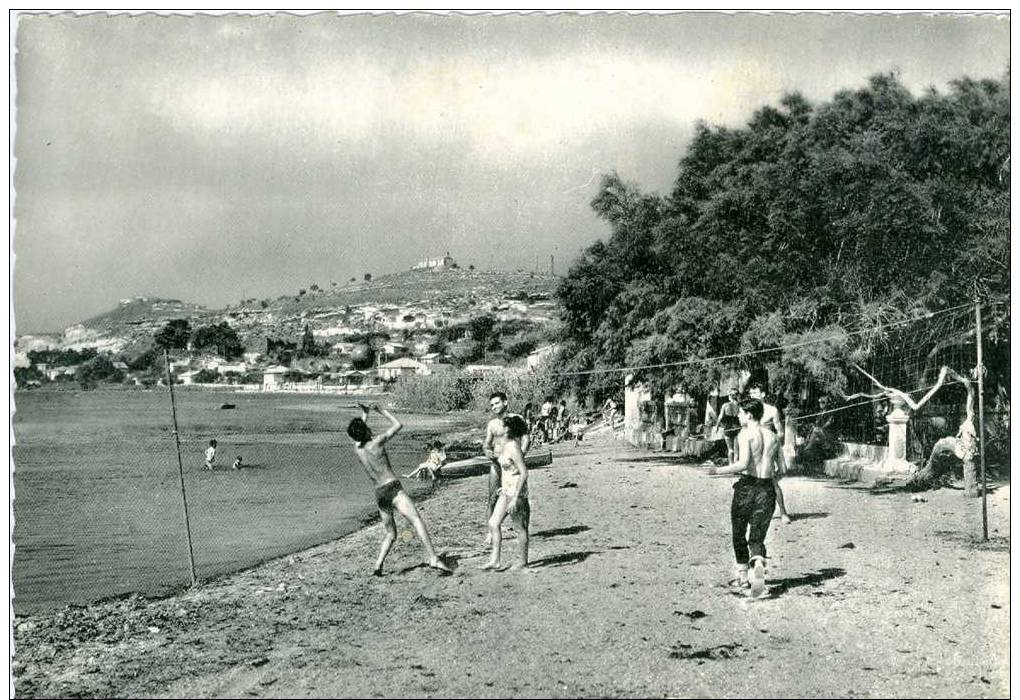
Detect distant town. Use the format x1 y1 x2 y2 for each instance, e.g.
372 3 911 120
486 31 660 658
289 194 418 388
13 255 563 393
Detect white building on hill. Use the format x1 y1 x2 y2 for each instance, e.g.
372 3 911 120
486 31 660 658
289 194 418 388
411 253 456 271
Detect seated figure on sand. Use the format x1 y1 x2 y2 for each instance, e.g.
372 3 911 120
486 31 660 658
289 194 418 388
403 440 448 480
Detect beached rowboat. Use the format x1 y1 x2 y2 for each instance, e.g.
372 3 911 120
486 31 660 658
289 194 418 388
438 448 553 479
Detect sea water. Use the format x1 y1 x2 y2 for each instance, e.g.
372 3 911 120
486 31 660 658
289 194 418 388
12 389 472 612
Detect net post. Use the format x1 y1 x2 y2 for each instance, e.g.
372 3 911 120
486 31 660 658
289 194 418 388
165 349 198 585
973 297 988 542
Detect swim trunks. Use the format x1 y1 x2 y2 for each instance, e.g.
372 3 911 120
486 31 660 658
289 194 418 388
374 479 404 509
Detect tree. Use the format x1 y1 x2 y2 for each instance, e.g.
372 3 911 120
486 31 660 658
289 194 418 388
29 347 97 367
154 319 191 350
300 324 318 358
14 366 42 386
192 322 243 360
128 348 158 371
364 273 373 282
193 368 219 384
77 355 123 389
266 337 296 365
468 315 496 345
556 71 1009 421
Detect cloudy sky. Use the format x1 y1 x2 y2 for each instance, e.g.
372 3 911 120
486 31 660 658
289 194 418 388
12 12 1009 333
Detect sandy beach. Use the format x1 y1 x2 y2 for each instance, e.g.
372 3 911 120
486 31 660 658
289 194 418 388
12 432 1010 698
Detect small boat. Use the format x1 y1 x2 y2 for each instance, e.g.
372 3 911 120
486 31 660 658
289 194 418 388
219 403 236 410
438 449 553 479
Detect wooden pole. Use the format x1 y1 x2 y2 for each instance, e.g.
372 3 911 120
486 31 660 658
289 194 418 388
164 349 198 584
974 300 988 541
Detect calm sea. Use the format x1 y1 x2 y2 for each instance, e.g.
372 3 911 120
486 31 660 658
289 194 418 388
12 389 477 613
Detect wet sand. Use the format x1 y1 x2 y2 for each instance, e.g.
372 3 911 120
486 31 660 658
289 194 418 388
13 432 1010 698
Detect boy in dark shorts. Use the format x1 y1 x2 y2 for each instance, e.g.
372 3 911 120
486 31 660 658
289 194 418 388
347 403 451 576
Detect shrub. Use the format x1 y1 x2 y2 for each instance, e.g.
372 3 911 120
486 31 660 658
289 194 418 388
470 365 559 413
77 355 124 388
193 368 220 383
391 372 474 412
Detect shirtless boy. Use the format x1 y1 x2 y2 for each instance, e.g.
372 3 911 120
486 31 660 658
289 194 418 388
707 398 781 598
749 384 792 524
483 392 529 540
346 403 451 576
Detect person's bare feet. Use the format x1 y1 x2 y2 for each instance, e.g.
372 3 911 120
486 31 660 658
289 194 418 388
478 560 500 570
428 558 453 574
509 561 529 571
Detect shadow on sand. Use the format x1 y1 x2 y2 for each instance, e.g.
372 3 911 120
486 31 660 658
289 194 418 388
532 525 591 539
394 552 462 576
788 512 829 522
767 567 846 599
528 551 598 569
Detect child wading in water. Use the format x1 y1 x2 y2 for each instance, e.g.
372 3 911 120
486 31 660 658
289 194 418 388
707 398 781 598
204 439 217 470
346 403 451 576
480 414 530 571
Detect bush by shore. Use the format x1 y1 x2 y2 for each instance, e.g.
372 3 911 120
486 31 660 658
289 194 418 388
391 365 561 414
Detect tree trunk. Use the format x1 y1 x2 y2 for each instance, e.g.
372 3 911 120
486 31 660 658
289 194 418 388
906 437 960 492
906 436 979 495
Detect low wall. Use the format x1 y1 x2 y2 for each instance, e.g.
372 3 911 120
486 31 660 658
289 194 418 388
822 442 896 482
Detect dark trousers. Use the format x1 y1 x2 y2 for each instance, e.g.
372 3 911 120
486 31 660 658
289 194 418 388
731 475 776 565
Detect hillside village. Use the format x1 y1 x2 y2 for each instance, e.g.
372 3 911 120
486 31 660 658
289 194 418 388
14 260 563 391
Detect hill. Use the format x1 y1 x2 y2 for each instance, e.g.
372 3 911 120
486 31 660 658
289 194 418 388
38 269 562 357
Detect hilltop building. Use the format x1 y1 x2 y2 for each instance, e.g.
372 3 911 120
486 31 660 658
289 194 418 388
411 253 456 271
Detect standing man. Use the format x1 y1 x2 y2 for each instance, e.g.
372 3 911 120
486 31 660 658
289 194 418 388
347 403 451 576
483 392 530 542
707 398 781 598
714 389 742 464
749 384 792 524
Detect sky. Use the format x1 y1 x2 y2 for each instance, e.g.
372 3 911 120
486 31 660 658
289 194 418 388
11 11 1010 334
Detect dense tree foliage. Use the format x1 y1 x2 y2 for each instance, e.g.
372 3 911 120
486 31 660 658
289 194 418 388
76 356 124 389
154 319 192 351
299 324 321 358
557 73 1009 408
191 322 244 360
27 347 98 367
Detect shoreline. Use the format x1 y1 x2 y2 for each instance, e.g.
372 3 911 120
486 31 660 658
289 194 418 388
12 390 485 613
13 434 1010 698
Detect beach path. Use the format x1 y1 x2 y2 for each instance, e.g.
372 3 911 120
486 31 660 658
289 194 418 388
13 436 1010 698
